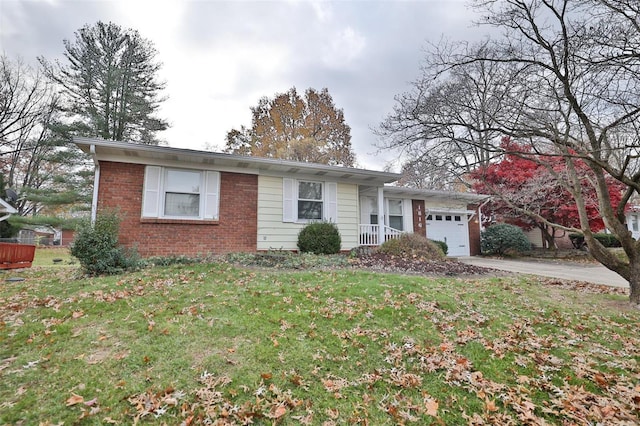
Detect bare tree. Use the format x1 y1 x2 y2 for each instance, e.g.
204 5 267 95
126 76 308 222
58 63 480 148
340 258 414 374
0 55 91 216
0 56 53 153
380 0 640 304
377 42 512 188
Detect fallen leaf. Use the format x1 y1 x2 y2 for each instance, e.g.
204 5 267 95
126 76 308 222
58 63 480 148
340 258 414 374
66 393 84 406
485 399 499 412
594 373 608 387
271 404 287 419
425 398 439 417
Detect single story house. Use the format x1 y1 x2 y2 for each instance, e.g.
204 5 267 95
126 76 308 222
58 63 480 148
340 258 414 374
74 137 487 258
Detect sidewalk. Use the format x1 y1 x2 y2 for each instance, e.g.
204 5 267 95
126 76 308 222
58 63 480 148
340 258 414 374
458 257 628 288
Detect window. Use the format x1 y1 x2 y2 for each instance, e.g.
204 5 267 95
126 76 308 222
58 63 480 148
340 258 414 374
298 181 323 220
282 178 337 223
369 197 379 224
142 166 220 220
388 199 403 231
164 169 201 217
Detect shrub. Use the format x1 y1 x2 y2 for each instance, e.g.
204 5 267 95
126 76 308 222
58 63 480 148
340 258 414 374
481 223 531 256
430 239 448 256
297 222 342 254
378 233 445 259
70 212 140 275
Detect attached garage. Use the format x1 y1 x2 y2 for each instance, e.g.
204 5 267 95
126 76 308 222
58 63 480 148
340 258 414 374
425 210 472 257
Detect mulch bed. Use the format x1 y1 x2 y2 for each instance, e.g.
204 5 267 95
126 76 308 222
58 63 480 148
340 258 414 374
352 252 494 276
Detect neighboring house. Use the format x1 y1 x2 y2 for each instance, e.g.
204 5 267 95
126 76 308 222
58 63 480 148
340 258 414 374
18 225 57 246
16 225 75 246
626 205 640 240
521 227 573 250
74 137 487 258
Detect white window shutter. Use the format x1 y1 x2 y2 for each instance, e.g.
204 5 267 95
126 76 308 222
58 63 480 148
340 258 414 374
204 171 220 220
283 178 295 222
142 166 161 217
325 182 338 222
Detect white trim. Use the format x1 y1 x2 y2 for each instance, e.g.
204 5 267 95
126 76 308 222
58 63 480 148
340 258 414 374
282 178 295 222
426 208 476 222
204 171 221 220
90 144 100 224
0 198 16 215
142 165 220 221
325 182 338 222
74 137 400 186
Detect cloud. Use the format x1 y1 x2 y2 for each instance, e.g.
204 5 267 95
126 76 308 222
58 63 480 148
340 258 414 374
322 26 366 70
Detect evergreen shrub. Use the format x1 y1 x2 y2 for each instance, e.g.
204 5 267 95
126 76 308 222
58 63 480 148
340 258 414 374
297 222 342 254
481 223 531 255
70 212 140 275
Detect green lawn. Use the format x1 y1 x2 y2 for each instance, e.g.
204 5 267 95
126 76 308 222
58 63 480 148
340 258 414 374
31 247 77 267
0 261 638 424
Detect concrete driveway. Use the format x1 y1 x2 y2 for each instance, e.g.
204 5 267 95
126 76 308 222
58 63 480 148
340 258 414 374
458 257 628 288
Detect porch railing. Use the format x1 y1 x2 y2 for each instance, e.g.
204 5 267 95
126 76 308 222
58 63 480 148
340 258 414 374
359 224 404 246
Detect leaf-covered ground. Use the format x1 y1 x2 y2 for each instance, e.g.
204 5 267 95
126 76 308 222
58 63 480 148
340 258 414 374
0 258 638 425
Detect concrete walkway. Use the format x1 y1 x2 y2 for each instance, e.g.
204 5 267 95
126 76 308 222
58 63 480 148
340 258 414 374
458 257 629 288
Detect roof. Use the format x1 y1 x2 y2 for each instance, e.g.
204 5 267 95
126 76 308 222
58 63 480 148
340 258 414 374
74 137 401 186
360 185 489 203
0 198 17 214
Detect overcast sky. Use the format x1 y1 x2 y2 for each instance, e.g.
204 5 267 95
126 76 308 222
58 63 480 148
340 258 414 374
0 0 488 170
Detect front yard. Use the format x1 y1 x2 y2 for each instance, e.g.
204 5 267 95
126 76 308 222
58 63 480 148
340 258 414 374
0 252 638 424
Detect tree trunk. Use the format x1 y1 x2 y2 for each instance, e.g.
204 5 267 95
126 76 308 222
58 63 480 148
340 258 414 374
539 225 556 250
628 259 640 305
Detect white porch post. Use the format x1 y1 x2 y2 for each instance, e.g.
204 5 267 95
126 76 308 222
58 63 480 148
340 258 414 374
377 186 385 245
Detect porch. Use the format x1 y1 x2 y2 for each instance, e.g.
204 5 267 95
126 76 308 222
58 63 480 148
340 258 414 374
358 224 404 246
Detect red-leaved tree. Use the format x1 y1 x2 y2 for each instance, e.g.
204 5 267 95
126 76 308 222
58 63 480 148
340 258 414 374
471 138 624 249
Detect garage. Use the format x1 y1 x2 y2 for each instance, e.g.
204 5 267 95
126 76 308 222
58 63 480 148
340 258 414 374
425 211 471 257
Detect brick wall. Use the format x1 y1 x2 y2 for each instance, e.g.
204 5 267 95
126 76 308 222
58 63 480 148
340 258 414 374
467 203 481 256
97 161 258 257
411 199 427 237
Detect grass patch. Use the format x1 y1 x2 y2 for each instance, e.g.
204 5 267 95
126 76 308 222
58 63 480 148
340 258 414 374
31 247 77 267
0 262 638 424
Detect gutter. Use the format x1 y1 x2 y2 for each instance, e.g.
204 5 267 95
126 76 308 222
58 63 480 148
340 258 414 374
90 144 100 224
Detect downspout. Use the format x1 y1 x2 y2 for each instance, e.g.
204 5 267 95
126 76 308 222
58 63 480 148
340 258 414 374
90 144 100 224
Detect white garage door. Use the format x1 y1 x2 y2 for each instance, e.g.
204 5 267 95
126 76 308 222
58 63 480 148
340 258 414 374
425 213 470 257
